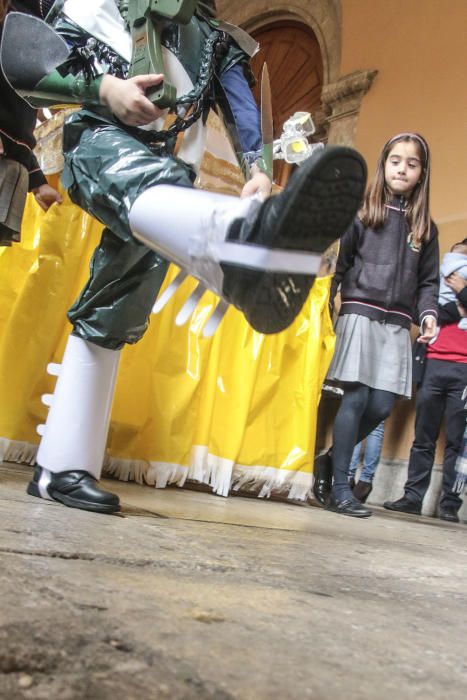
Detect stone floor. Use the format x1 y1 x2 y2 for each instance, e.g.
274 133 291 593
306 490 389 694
1 461 466 700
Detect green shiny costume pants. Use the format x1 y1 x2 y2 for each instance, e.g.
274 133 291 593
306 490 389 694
63 110 196 350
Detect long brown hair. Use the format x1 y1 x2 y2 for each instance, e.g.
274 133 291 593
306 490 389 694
0 1 9 22
360 133 432 244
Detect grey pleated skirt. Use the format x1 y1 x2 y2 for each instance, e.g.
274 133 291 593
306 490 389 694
327 314 413 398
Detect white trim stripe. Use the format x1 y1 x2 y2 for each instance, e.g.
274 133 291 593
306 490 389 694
0 127 33 153
341 300 413 322
217 242 322 275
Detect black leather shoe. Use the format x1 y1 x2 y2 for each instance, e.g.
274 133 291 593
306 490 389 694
312 451 333 506
223 146 367 334
325 494 372 518
353 480 373 503
439 506 460 523
383 497 421 515
27 464 120 514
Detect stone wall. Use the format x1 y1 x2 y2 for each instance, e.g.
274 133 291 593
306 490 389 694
216 0 377 147
217 0 342 83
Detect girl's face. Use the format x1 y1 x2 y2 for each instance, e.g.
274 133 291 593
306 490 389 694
384 141 423 198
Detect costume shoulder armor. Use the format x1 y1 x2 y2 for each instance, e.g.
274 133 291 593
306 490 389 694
0 11 103 108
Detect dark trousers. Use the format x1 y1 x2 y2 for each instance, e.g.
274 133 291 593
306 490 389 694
405 358 467 510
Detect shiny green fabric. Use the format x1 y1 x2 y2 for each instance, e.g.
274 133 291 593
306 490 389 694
42 10 256 349
63 110 195 349
68 227 169 349
62 110 196 241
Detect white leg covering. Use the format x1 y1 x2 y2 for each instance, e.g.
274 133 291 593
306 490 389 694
129 185 322 298
129 185 256 298
36 335 120 479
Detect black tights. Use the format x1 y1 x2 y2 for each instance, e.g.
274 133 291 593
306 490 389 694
332 383 396 500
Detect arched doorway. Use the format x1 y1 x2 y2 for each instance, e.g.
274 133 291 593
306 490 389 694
250 22 324 184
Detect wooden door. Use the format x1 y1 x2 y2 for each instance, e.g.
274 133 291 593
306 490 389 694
250 21 324 185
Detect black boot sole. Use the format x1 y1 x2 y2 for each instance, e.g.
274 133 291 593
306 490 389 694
27 480 120 514
227 148 367 334
261 146 368 254
244 270 312 334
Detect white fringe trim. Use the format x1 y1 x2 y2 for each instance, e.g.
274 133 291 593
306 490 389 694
103 455 188 489
0 438 37 465
1 437 312 501
104 445 313 501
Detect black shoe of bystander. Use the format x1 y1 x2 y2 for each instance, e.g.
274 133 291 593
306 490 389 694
312 451 333 506
383 497 421 515
325 494 372 518
353 480 373 503
439 506 460 523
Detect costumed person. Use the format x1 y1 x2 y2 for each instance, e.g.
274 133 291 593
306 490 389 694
313 132 439 517
0 0 367 514
0 0 61 246
384 246 467 522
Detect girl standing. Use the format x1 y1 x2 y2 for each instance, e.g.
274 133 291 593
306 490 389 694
315 133 439 517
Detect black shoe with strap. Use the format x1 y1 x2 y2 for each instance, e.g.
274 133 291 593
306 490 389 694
27 464 120 514
222 146 367 334
325 493 372 518
383 496 421 515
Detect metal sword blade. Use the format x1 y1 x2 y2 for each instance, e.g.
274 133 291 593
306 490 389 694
260 62 274 145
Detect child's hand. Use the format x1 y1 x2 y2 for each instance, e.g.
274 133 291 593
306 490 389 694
457 302 467 318
445 272 467 294
241 167 272 201
418 315 437 343
33 183 63 212
99 74 166 126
